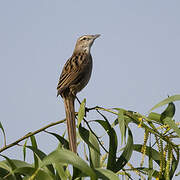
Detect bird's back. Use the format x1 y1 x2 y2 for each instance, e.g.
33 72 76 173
57 51 92 97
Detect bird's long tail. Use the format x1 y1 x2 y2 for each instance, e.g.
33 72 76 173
63 96 77 153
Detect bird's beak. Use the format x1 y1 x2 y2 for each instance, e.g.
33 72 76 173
93 34 101 40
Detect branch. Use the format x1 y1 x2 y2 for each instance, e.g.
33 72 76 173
0 119 65 153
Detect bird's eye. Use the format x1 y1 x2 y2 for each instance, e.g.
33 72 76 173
82 37 87 41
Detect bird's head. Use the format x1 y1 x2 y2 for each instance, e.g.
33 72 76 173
74 34 100 53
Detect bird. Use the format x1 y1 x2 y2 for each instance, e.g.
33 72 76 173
57 34 100 153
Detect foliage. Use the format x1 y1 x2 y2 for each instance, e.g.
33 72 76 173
0 95 180 179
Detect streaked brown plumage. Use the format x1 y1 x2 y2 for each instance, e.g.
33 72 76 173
57 34 100 153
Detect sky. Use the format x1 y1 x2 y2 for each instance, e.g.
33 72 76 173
0 0 180 178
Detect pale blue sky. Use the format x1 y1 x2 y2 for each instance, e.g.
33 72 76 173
0 0 180 178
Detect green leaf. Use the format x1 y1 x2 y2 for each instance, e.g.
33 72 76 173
79 125 100 168
115 128 133 172
77 98 86 127
26 146 55 175
79 125 100 155
23 145 56 179
41 149 96 179
0 167 9 178
95 168 119 180
35 170 54 180
14 165 55 180
0 159 31 169
11 160 32 168
0 155 17 170
133 144 160 165
149 95 180 112
148 134 153 180
28 168 54 180
30 135 38 148
95 120 117 171
22 177 29 180
135 143 178 179
117 109 125 145
0 121 6 146
89 132 100 168
112 116 132 128
72 166 84 180
45 131 69 150
0 173 16 180
0 155 18 179
176 171 180 176
54 163 68 180
100 153 108 168
163 117 180 138
78 125 100 170
14 166 35 176
160 102 175 122
30 135 39 169
23 139 28 161
148 112 161 122
170 151 179 179
0 160 12 172
138 168 158 178
0 159 32 179
26 146 47 160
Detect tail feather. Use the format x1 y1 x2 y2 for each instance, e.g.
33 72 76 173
64 96 77 153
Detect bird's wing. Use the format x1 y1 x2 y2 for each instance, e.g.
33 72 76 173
57 54 86 94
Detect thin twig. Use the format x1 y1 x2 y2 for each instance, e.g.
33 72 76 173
0 119 65 153
75 96 81 104
122 168 134 180
75 100 108 153
83 117 108 153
